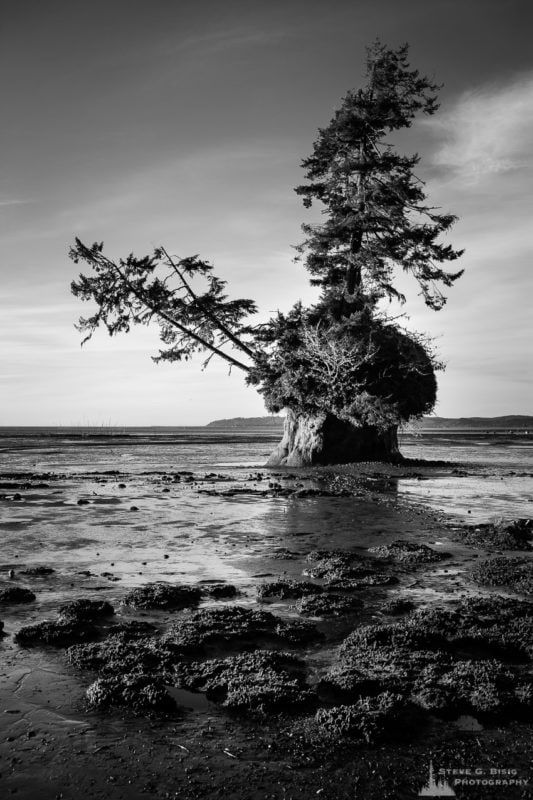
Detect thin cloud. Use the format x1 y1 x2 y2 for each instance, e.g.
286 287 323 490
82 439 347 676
0 199 29 207
429 74 533 182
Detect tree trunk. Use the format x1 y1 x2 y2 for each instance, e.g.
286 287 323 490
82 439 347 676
266 409 402 467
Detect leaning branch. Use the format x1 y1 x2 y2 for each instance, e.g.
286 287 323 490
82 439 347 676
81 246 251 373
160 247 258 360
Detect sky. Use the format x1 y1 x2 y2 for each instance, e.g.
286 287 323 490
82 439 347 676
1 0 532 425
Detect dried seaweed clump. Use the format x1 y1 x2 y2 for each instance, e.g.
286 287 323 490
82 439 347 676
175 650 314 712
470 557 533 594
315 692 406 744
123 582 202 610
368 540 449 564
0 586 36 604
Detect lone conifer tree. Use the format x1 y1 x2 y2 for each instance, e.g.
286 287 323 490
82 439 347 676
70 42 463 465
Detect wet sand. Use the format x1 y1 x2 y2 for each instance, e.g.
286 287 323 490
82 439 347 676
1 463 532 799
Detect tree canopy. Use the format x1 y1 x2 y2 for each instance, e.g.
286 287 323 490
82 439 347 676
70 42 463 439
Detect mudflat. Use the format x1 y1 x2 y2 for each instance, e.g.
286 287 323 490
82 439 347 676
1 463 532 799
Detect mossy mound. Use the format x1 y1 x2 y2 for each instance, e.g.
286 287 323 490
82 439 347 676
175 650 314 713
470 557 533 594
86 673 176 713
67 632 179 675
315 692 407 744
123 582 202 609
257 579 322 600
15 619 99 647
381 598 416 615
58 599 114 622
303 550 374 580
368 540 449 564
296 593 363 617
0 586 36 604
201 583 238 599
325 574 398 590
19 566 55 576
322 597 533 720
458 519 533 551
161 606 318 653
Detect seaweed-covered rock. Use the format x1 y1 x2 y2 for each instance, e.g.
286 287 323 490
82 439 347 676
470 556 533 594
59 599 114 622
303 550 373 580
296 593 363 617
19 566 55 576
68 632 178 674
162 606 318 653
201 583 238 599
315 693 406 744
15 619 98 647
458 519 533 551
382 598 416 616
368 540 449 564
86 673 176 713
325 574 398 590
175 650 314 712
257 579 322 600
123 582 202 610
411 659 522 716
0 586 36 604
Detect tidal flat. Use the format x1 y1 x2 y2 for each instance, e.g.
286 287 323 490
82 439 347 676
0 430 532 799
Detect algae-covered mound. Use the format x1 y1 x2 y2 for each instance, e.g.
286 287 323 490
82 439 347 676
161 606 318 653
175 650 314 712
296 593 363 617
368 540 449 564
15 619 99 647
470 556 533 594
303 550 374 580
325 574 398 590
0 586 36 604
123 582 202 609
201 583 238 599
59 599 114 622
458 518 533 551
68 631 179 675
315 692 406 744
86 673 176 713
257 579 322 600
322 597 533 720
382 598 416 615
19 566 55 576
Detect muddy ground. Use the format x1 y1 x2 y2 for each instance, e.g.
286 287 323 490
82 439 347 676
1 462 532 799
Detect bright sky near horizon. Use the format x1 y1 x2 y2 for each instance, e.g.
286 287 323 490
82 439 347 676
1 0 532 425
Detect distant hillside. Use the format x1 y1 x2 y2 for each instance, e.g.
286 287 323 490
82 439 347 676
206 416 284 428
206 415 533 430
409 415 533 430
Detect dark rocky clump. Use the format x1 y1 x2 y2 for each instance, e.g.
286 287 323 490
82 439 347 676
58 599 115 622
290 488 351 498
257 579 322 600
0 586 36 604
19 566 55 576
296 593 363 617
86 673 176 713
175 650 314 712
15 619 99 647
320 597 533 721
161 606 318 653
303 550 374 580
324 574 398 590
368 540 449 564
123 582 202 610
201 583 238 599
315 692 407 744
457 518 533 551
470 556 533 594
382 598 416 615
67 631 179 675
